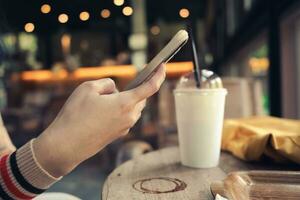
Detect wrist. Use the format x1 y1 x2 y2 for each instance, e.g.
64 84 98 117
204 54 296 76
16 139 62 189
33 130 77 178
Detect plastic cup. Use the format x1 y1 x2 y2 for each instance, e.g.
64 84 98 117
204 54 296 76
174 88 227 168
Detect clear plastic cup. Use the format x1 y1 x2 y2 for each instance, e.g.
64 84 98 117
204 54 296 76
174 71 227 168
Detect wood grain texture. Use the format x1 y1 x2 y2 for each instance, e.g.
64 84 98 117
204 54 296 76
211 171 300 200
102 147 226 200
102 147 299 200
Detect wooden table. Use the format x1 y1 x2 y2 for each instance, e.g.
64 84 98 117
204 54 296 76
102 147 297 200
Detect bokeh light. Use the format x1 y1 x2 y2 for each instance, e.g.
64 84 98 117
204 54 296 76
179 8 190 18
101 9 111 18
80 11 90 21
58 13 69 23
24 23 35 33
122 6 133 16
150 26 160 35
113 0 124 6
41 4 51 14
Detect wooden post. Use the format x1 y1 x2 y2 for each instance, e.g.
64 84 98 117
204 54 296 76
267 0 282 117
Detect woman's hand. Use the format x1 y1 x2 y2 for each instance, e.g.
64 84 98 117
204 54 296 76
34 64 166 177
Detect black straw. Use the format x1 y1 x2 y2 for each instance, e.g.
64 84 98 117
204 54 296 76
188 29 201 88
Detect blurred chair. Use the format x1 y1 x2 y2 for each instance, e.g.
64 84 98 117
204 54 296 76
158 80 177 129
157 80 178 148
222 77 265 118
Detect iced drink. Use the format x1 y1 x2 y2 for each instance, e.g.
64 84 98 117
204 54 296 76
174 88 227 168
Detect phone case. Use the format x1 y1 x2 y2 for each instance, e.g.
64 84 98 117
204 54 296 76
125 30 189 90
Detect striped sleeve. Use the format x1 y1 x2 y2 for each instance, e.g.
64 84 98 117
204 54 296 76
0 140 62 199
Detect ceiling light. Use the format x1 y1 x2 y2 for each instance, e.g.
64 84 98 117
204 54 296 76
41 4 51 14
24 23 35 33
179 8 190 18
80 11 90 21
101 9 111 18
113 0 124 6
122 6 133 16
58 13 69 23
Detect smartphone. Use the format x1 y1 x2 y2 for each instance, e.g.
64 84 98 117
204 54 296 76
125 30 189 90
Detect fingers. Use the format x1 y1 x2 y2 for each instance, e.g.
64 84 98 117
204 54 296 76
120 128 130 136
84 78 116 95
123 64 166 104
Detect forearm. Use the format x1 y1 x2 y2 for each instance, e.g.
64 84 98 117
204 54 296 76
0 140 61 199
0 115 15 156
33 127 85 178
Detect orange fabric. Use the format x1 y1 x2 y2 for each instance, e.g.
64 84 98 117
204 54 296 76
222 116 300 164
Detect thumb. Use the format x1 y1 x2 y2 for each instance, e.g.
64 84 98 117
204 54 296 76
90 78 116 95
124 64 166 103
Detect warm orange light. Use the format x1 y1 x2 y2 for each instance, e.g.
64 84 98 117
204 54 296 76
150 26 160 35
74 66 137 79
79 11 90 21
24 23 35 33
179 8 190 18
20 62 193 82
249 57 269 74
165 62 193 77
21 70 68 82
101 9 111 18
113 0 124 6
58 13 69 23
41 4 51 14
61 34 71 55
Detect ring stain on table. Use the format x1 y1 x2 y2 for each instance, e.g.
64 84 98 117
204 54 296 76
133 177 187 194
102 147 231 199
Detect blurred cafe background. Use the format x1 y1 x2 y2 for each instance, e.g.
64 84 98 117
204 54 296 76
0 0 299 199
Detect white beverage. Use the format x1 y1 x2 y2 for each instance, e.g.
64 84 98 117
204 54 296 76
174 88 227 168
